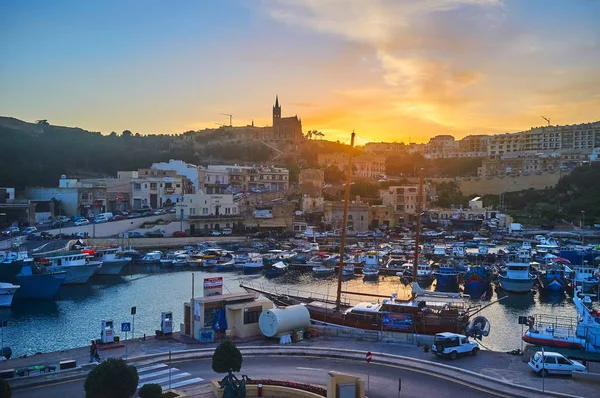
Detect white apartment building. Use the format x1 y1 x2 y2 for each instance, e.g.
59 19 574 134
129 169 192 209
175 190 238 219
206 165 289 194
151 159 206 192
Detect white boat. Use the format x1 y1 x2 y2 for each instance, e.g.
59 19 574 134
312 265 334 277
417 262 434 284
451 245 465 257
433 245 447 256
172 254 189 268
477 246 489 255
499 262 536 293
0 283 20 307
142 251 162 265
40 252 102 284
90 247 131 275
242 254 264 274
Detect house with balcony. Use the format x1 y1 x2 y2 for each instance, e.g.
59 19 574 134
175 190 241 234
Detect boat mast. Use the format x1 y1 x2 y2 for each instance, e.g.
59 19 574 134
412 168 424 287
335 132 356 309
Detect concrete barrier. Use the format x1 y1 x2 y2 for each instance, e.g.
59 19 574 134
572 371 600 385
211 380 325 398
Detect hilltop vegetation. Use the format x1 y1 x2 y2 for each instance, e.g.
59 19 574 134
0 118 272 189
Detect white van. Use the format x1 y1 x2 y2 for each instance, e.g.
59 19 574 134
98 212 114 221
222 228 233 235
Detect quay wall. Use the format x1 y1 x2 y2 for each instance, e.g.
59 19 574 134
43 214 176 237
312 324 435 346
88 236 246 249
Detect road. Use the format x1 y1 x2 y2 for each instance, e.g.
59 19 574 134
14 356 501 398
0 237 70 252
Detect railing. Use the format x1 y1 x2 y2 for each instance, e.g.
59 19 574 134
188 214 242 220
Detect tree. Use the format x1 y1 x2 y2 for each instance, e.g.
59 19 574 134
0 379 10 398
212 340 243 373
324 165 345 184
138 384 162 398
121 130 132 138
84 358 139 398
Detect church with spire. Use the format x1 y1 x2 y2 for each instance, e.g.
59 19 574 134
271 95 303 142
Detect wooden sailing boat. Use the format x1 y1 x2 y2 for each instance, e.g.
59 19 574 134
241 133 475 335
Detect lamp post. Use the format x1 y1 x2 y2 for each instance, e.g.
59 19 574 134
582 210 586 246
58 193 62 237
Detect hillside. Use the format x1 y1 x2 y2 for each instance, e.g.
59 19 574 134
0 117 274 189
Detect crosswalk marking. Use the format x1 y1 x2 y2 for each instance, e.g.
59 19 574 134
168 377 204 389
136 363 168 373
138 372 190 388
138 368 178 380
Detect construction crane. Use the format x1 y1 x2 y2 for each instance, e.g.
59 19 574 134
541 116 551 126
221 113 232 127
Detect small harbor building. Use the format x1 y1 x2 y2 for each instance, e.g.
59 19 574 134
181 292 273 341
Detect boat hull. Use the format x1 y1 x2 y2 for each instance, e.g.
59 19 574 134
523 331 589 351
47 263 101 284
434 273 459 288
15 273 66 299
499 276 535 293
463 268 488 298
95 259 129 275
0 284 19 307
542 277 565 292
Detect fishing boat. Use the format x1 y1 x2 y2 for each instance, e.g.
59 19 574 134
0 283 20 307
463 265 490 299
242 254 264 274
37 252 102 284
312 265 335 278
214 252 235 271
570 265 599 293
342 263 355 277
541 263 567 292
416 262 434 286
477 246 489 255
433 263 460 290
265 261 288 278
498 262 536 293
89 247 131 275
15 262 66 300
187 252 205 267
523 287 600 352
362 251 379 279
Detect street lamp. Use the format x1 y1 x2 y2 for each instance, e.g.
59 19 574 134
58 193 62 237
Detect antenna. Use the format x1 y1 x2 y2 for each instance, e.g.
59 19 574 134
541 116 550 126
221 113 232 127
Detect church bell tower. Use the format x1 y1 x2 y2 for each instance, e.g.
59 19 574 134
272 95 281 127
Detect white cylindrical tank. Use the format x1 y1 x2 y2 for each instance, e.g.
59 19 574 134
259 305 310 337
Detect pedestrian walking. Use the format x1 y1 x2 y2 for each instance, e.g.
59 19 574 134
89 340 100 363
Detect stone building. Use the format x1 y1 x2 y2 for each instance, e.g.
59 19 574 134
299 169 324 197
324 198 369 232
368 204 396 230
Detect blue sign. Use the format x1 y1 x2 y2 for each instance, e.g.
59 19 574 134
382 313 413 331
121 322 131 332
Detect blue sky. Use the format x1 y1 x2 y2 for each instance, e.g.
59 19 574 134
1 0 598 143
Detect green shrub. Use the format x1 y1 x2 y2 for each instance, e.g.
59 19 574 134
212 340 243 373
138 383 162 398
84 358 139 398
0 379 11 398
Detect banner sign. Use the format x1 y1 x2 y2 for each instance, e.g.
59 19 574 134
203 277 223 296
382 313 413 331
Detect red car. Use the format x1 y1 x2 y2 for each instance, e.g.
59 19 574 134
112 215 125 221
172 231 187 237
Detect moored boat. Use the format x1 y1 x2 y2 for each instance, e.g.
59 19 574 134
433 264 460 290
498 262 536 293
463 265 489 299
89 247 131 275
37 252 102 284
15 262 66 300
0 282 20 307
242 254 264 274
265 261 288 278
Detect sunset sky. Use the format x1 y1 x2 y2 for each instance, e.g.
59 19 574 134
1 0 599 144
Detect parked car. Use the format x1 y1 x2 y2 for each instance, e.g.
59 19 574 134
74 219 90 226
172 231 187 237
145 229 166 238
127 212 142 219
141 211 153 217
27 232 44 241
54 233 72 239
127 231 144 238
21 226 38 235
2 226 20 236
94 216 109 224
55 215 70 223
168 208 176 213
211 230 222 236
52 220 67 228
154 209 166 216
431 332 479 360
528 351 587 376
222 228 232 235
112 215 125 221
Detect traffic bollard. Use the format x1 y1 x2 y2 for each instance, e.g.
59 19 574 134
257 383 263 397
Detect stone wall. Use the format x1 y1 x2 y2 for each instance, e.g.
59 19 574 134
456 172 562 195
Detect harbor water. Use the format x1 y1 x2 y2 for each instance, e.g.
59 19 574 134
0 268 577 357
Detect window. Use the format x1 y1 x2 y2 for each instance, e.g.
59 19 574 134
134 183 141 191
243 307 261 324
165 183 172 189
189 208 196 215
150 183 157 190
202 208 208 215
348 215 353 220
189 199 192 204
544 356 557 364
144 184 147 189
557 357 571 365
82 193 89 200
176 184 181 188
